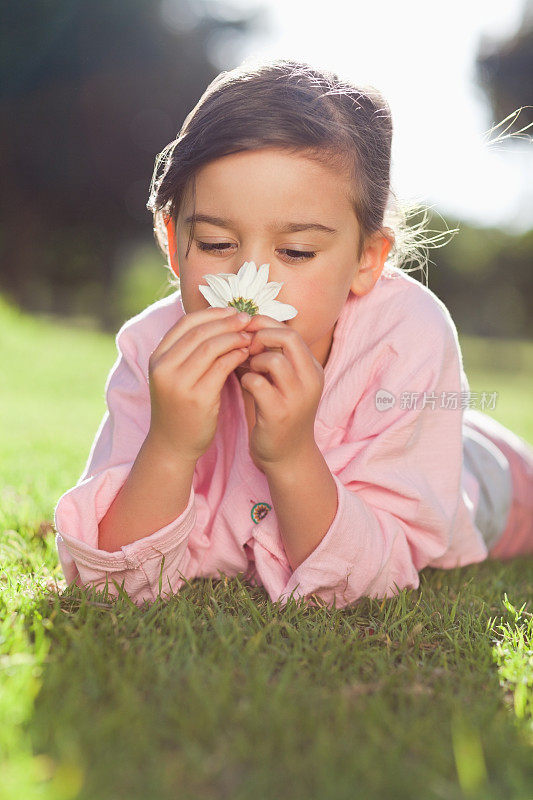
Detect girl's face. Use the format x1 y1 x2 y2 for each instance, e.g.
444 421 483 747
173 147 391 369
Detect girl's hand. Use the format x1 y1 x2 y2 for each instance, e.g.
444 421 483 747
147 307 252 463
238 314 325 468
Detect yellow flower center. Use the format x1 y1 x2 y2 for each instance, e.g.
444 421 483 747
228 297 259 315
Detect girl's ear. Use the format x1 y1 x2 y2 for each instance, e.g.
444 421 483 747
350 233 391 296
164 215 180 278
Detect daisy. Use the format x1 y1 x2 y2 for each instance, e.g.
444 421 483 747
198 260 298 321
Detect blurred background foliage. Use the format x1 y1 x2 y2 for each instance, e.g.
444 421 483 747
0 0 531 337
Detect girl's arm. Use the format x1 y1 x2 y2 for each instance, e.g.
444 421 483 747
97 432 197 552
54 308 201 605
249 295 488 609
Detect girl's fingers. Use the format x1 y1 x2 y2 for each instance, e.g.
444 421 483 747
248 350 300 398
175 330 251 388
248 326 314 382
195 344 251 397
241 315 286 356
151 306 241 362
243 313 287 332
241 369 278 411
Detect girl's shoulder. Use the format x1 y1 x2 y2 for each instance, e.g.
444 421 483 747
335 264 461 379
320 265 464 436
114 290 185 372
367 264 458 344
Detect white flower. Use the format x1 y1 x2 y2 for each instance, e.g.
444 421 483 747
198 260 298 321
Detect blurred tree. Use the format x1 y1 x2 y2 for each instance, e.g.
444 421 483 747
408 211 533 339
1 1 531 338
0 0 266 328
475 0 533 130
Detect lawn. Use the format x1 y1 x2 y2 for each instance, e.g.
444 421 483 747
1 294 532 800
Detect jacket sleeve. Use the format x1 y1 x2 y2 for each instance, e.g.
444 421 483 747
54 318 197 606
274 304 469 609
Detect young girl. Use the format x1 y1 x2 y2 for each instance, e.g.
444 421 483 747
53 58 533 609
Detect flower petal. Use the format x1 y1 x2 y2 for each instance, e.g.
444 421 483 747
253 262 271 293
255 280 284 305
201 273 233 303
199 285 228 308
226 273 242 298
237 261 260 296
258 299 298 321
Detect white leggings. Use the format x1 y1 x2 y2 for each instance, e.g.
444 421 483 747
462 423 513 550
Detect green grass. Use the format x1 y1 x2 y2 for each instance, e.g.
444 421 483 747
0 293 532 800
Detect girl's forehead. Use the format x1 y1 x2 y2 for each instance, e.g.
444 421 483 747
197 147 346 183
179 151 354 222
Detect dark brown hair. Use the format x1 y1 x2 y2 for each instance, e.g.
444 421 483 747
147 57 454 289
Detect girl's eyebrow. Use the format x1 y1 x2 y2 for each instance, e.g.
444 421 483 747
184 213 337 235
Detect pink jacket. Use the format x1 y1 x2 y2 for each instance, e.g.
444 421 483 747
54 266 489 608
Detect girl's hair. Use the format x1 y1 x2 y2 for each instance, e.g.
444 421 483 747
147 57 456 290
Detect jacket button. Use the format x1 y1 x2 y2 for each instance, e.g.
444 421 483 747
251 502 271 524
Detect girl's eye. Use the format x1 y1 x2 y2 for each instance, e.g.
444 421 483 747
196 242 316 263
196 242 232 253
280 248 317 263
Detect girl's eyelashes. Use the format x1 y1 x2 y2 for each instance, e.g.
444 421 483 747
195 241 316 263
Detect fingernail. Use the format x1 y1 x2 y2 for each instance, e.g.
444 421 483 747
237 312 250 321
